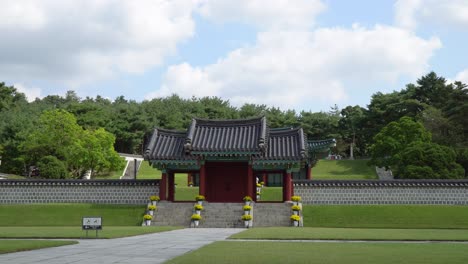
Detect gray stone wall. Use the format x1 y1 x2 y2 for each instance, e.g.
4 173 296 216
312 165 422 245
294 180 468 205
0 180 159 204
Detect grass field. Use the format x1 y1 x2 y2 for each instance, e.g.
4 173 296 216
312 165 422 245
230 227 468 241
312 159 377 180
167 241 468 264
0 204 146 226
303 205 468 229
0 240 78 254
0 226 181 239
259 187 282 201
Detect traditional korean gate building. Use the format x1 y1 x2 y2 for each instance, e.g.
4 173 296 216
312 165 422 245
144 116 335 202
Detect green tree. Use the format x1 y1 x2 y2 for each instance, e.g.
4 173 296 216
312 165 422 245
20 109 123 178
369 116 432 168
37 156 68 179
339 105 365 159
397 142 464 179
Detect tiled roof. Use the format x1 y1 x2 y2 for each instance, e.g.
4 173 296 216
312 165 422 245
144 128 193 160
144 117 322 162
308 139 336 152
257 127 307 160
184 117 267 154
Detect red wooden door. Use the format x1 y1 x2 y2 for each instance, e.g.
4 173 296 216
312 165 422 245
205 162 248 202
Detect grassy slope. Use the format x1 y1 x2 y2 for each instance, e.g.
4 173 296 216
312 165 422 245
167 241 468 264
303 205 468 229
312 159 377 180
0 204 146 226
0 240 78 254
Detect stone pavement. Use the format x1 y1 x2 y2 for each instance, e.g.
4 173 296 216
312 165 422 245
0 228 243 264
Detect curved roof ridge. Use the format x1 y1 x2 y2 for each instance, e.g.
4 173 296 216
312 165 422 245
193 116 265 126
155 128 187 136
269 127 301 135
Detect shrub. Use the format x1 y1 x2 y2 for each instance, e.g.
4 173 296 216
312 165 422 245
256 183 262 187
37 155 68 179
292 205 301 211
143 214 153 220
243 205 252 211
149 195 160 201
290 215 300 221
147 205 157 211
291 196 301 202
194 204 204 210
241 214 252 221
191 214 202 220
195 195 205 201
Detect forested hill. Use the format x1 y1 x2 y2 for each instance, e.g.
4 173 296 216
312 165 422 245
1 72 467 178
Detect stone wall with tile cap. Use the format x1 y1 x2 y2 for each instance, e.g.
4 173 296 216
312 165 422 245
293 180 468 205
0 179 159 204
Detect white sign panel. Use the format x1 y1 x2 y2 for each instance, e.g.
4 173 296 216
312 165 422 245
82 217 102 230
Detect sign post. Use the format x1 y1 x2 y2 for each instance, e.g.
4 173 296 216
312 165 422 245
82 217 102 238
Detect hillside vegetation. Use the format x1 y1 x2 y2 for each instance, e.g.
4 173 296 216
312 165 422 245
312 159 377 180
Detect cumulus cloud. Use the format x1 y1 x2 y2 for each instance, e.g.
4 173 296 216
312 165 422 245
395 0 468 30
148 25 441 109
196 0 326 30
455 69 468 84
14 83 42 102
0 0 196 87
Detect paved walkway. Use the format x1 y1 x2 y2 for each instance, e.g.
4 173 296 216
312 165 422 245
0 228 244 264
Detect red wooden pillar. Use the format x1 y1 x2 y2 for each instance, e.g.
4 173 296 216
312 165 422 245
283 171 292 201
160 172 167 201
247 164 254 201
306 165 312 180
199 164 206 198
168 171 175 201
262 173 267 186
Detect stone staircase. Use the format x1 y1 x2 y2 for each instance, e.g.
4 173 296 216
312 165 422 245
201 202 245 228
253 203 292 227
150 202 293 228
152 202 193 226
121 159 142 180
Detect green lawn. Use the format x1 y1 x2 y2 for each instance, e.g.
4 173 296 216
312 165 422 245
259 187 282 201
0 204 146 226
312 159 377 179
231 227 468 241
167 241 468 264
0 240 78 254
303 205 468 229
0 226 181 239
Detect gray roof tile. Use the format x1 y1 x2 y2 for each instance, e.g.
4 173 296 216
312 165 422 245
144 117 320 162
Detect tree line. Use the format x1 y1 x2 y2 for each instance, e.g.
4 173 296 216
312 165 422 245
0 72 467 178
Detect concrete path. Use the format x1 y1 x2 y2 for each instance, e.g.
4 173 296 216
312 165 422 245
0 228 244 264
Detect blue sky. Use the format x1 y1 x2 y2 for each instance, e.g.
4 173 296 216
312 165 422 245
0 0 467 112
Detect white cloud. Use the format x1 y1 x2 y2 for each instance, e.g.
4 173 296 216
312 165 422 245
196 0 326 30
148 25 441 109
395 0 468 30
14 83 42 102
455 69 468 84
0 0 196 87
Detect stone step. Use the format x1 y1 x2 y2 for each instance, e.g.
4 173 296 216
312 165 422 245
253 203 292 227
149 201 295 228
151 202 194 226
199 202 246 228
